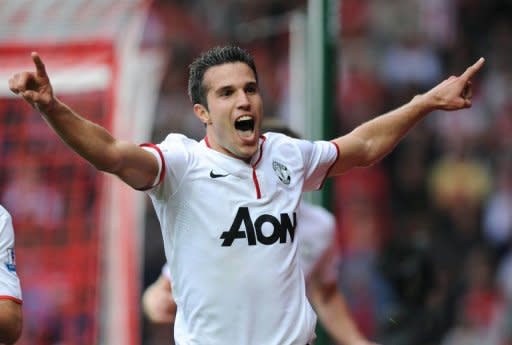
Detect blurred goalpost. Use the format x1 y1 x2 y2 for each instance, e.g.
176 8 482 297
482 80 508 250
290 1 340 344
290 0 339 210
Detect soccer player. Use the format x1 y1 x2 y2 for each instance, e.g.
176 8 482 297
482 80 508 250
9 46 484 344
0 205 23 345
143 199 378 345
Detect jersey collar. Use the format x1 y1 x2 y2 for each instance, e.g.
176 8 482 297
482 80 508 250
203 135 266 168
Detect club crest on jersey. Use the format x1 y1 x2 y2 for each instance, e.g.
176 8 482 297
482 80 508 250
5 247 16 272
272 160 291 185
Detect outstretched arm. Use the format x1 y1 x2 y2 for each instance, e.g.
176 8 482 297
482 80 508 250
0 300 22 345
329 57 485 176
8 52 159 190
142 274 177 324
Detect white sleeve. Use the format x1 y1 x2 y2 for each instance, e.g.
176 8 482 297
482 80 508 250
296 139 339 192
142 134 193 200
0 206 22 302
140 144 163 189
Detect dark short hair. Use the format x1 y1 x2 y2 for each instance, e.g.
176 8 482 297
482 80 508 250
188 46 258 109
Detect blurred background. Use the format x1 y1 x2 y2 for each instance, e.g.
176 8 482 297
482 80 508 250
1 0 512 344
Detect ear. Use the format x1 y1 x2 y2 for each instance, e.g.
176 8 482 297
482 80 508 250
193 104 211 125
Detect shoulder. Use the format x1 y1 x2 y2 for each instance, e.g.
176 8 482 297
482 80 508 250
263 132 300 145
155 134 203 165
262 132 306 159
159 133 200 150
263 132 334 159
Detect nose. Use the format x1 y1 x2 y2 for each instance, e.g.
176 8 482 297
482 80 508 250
236 90 251 110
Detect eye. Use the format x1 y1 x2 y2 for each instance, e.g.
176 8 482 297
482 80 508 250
245 84 258 94
219 88 233 97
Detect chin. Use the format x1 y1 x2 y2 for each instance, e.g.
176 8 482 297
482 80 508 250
235 146 258 161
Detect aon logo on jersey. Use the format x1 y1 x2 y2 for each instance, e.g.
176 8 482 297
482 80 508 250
220 207 296 246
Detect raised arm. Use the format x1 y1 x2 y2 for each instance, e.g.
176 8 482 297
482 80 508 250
329 57 485 176
8 52 159 190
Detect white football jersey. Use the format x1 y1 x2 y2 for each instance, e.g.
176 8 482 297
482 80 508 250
162 201 335 280
0 205 22 303
145 132 338 345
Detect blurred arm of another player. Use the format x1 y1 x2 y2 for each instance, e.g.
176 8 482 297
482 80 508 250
306 246 380 345
142 265 177 324
0 300 22 345
8 52 159 190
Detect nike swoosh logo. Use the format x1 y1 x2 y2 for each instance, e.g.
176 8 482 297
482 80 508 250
210 170 230 178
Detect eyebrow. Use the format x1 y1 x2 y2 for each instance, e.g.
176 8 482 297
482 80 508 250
214 81 258 94
245 81 258 89
215 85 234 95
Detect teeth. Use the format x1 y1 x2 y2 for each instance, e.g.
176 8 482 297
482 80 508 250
236 115 252 122
234 115 255 137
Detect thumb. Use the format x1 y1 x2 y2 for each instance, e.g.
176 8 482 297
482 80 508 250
21 90 39 103
21 90 55 113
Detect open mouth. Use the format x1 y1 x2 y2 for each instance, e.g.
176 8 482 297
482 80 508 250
234 115 255 138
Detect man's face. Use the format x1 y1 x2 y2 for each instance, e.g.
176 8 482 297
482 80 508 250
194 62 263 162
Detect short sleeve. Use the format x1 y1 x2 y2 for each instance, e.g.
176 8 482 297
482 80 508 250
142 134 194 200
0 207 22 303
296 140 339 192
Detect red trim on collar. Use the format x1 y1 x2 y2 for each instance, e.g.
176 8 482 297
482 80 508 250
252 169 262 199
205 135 266 167
251 135 266 168
205 135 266 199
251 135 266 199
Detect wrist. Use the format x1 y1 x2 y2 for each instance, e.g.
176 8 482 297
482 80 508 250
410 93 436 115
37 97 59 116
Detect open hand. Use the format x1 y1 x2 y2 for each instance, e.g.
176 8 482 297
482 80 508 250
424 57 485 111
8 52 55 113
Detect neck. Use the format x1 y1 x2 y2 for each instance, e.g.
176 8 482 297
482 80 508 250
204 136 255 163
